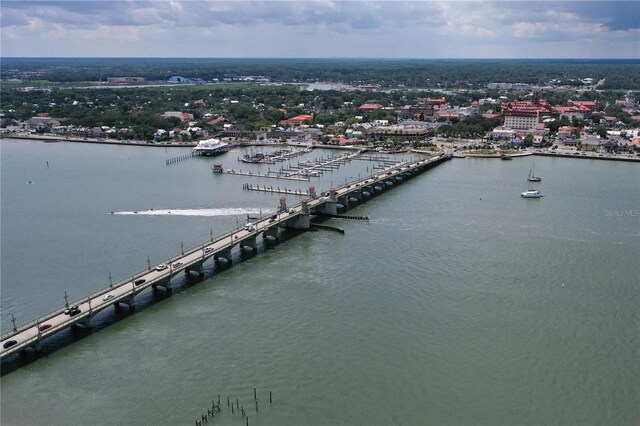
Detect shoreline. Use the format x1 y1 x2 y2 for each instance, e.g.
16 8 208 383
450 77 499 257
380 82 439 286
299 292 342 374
1 134 197 148
2 135 639 162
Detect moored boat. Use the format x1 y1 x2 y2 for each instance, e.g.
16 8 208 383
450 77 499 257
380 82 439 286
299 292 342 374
527 162 542 182
521 189 544 198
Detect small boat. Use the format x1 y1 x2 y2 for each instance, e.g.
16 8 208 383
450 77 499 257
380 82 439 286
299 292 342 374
501 153 512 160
527 163 542 182
240 152 265 163
521 190 544 198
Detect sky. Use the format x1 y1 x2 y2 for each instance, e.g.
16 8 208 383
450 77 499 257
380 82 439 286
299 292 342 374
1 0 639 58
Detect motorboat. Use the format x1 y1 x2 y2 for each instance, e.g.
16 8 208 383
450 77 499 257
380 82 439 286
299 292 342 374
521 190 544 198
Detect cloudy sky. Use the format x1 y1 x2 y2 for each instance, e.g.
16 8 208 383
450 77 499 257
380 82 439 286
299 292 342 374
1 1 638 58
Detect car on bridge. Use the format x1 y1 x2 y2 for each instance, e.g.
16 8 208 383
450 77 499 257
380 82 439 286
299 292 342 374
156 263 168 271
64 306 79 315
3 340 17 349
134 278 146 286
38 323 52 332
172 262 183 268
204 247 214 254
66 306 81 316
102 294 114 302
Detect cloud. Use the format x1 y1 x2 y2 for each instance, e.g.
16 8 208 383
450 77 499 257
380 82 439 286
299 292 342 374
0 1 638 58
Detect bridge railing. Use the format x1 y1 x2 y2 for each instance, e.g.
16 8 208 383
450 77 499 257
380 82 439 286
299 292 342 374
1 225 247 340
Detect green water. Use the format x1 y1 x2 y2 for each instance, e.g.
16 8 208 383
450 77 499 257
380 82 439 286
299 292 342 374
1 140 639 425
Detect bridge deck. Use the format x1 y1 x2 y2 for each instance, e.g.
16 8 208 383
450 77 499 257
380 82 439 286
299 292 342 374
1 153 448 359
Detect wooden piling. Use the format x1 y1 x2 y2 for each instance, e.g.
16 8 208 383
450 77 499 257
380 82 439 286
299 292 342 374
270 391 272 403
254 388 257 400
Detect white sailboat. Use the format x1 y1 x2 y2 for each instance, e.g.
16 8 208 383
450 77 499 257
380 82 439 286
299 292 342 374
521 167 544 198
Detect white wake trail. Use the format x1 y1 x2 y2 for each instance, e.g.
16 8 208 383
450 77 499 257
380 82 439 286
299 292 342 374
113 208 273 217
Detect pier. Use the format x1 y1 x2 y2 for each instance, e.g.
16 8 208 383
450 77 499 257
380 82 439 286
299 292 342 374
1 153 451 361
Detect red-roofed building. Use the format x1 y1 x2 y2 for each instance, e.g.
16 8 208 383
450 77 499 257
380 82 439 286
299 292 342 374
357 84 378 90
359 103 384 111
328 137 358 146
207 117 226 126
418 98 446 106
288 114 313 126
437 112 462 120
37 112 50 117
568 99 597 110
558 126 580 138
501 99 551 114
631 115 640 121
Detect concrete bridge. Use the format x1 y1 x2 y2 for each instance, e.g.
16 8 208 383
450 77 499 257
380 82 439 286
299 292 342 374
0 153 450 361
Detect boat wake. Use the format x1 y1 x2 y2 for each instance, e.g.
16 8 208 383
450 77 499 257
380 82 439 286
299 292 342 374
112 208 272 217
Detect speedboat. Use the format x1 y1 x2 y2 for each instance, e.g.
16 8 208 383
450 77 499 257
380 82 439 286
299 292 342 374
521 190 544 198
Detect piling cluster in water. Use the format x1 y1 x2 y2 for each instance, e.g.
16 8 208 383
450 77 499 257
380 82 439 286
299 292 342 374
194 388 272 426
166 152 197 165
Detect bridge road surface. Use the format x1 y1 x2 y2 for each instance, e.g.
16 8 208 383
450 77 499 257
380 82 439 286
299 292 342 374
1 154 443 359
0 209 301 359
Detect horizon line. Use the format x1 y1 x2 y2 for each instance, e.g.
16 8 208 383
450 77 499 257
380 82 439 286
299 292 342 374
2 56 639 61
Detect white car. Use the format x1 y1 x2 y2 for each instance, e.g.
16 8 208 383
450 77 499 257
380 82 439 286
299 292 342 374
156 263 168 271
102 294 114 302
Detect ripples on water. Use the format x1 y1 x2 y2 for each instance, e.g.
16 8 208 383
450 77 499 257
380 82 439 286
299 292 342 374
1 142 638 425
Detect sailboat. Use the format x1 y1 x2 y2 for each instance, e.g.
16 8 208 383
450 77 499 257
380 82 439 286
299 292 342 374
521 178 544 198
527 163 542 182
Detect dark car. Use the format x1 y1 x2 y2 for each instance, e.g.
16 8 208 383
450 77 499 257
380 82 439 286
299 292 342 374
64 305 80 315
38 323 52 332
270 214 277 219
68 307 81 316
134 278 146 286
3 340 17 349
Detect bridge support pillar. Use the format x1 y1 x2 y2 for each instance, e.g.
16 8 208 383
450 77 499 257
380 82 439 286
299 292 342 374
118 296 136 310
284 213 310 229
214 249 232 263
316 200 337 215
186 261 205 276
240 236 258 251
263 225 280 241
154 277 173 293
